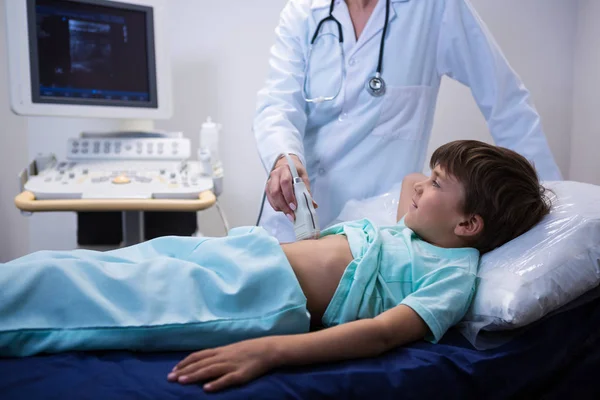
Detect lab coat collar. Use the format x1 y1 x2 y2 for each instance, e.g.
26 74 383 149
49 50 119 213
310 0 409 11
345 0 401 58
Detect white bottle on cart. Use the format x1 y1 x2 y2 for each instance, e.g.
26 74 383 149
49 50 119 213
199 117 221 164
198 117 224 196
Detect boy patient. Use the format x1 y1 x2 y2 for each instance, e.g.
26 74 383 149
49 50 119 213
0 140 551 392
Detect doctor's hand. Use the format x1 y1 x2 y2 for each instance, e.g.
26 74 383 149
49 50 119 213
167 337 279 392
267 154 317 222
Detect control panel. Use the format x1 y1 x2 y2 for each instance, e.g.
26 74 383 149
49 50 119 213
67 137 191 160
22 133 212 201
24 160 212 200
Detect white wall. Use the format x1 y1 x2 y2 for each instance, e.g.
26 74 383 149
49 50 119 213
570 0 600 186
0 0 29 262
0 0 586 255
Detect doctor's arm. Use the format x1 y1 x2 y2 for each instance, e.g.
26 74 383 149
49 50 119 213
254 0 313 216
436 0 562 180
168 305 427 392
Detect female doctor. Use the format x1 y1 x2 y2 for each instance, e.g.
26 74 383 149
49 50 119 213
254 0 562 243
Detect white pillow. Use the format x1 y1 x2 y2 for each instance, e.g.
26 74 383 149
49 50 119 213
331 180 600 348
458 180 600 347
328 182 401 227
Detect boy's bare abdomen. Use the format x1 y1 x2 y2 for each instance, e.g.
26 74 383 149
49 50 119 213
281 235 354 325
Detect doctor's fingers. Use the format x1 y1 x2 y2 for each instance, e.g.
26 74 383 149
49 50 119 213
295 168 318 209
266 171 295 217
279 171 298 213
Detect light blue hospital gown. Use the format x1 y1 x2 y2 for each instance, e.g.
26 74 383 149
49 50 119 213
0 219 478 357
320 218 480 343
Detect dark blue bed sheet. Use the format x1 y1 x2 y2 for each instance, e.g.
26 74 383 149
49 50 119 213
2 298 599 400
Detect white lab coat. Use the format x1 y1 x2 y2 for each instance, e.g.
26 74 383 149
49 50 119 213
254 0 562 242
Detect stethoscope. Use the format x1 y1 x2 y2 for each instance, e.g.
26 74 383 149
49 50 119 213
302 0 390 103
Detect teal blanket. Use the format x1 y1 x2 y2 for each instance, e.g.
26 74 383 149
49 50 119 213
0 227 309 357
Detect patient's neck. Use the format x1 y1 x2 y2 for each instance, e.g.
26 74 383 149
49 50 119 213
418 232 471 250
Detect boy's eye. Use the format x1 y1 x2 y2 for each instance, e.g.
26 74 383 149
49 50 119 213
432 180 440 188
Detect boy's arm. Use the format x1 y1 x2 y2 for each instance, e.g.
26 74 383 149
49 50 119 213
275 304 428 365
397 173 427 222
168 305 428 391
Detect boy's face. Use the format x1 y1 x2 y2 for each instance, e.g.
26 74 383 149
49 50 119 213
404 166 467 246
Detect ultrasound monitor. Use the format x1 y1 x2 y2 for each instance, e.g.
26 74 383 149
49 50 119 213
4 0 172 119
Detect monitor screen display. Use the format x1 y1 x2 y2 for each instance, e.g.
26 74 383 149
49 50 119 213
28 0 158 108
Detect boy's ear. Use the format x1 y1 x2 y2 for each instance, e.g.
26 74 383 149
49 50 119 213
455 214 484 238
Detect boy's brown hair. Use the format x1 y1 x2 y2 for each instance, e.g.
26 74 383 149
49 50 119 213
430 140 552 254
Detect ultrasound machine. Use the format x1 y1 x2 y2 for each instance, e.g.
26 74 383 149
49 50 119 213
7 0 227 246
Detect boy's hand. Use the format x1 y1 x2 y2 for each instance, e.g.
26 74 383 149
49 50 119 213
167 337 280 392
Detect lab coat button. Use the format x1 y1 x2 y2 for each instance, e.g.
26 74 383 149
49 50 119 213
338 112 348 122
349 58 356 66
318 168 326 175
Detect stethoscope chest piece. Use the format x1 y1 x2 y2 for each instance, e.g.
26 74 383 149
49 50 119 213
366 73 386 97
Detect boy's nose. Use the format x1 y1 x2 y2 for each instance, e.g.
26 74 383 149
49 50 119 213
413 181 424 194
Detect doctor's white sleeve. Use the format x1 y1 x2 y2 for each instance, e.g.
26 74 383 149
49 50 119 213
436 0 562 181
253 0 309 173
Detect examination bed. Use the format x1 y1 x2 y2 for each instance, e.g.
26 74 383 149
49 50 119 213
2 180 599 399
1 293 598 400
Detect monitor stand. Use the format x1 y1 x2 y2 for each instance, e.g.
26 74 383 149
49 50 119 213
119 119 156 132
